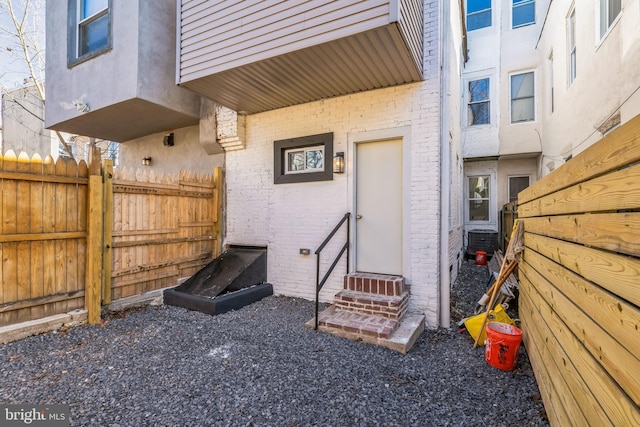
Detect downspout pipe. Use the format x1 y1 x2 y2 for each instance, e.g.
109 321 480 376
439 0 451 328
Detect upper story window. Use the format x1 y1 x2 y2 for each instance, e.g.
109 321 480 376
68 0 111 67
513 0 535 28
568 6 577 84
599 0 621 39
468 78 490 126
510 72 535 123
467 0 492 31
549 52 554 113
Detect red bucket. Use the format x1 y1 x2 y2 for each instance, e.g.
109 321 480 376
485 322 522 371
475 251 487 266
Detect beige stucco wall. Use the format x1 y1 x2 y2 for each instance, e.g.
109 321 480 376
462 0 549 159
118 125 224 175
537 0 640 172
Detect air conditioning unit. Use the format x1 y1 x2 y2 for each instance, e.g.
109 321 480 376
466 230 498 258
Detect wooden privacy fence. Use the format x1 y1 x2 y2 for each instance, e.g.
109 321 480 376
0 151 88 327
0 147 222 327
107 164 222 303
498 200 518 252
517 115 640 426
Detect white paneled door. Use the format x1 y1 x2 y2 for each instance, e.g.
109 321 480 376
355 139 403 275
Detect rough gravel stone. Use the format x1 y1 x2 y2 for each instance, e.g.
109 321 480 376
0 259 548 426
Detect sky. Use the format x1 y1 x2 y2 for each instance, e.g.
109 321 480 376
0 0 45 89
0 0 45 126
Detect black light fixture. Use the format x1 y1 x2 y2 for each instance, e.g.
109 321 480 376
333 152 345 174
163 133 174 146
142 157 152 166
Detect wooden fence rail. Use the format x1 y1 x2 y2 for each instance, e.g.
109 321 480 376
518 114 640 426
0 149 222 328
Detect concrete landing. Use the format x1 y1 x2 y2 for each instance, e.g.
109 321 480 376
306 306 425 354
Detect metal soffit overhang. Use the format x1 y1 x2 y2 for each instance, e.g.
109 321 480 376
180 26 423 115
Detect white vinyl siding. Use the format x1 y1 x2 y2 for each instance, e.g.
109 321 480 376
180 0 422 83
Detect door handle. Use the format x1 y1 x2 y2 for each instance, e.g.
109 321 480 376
356 215 363 220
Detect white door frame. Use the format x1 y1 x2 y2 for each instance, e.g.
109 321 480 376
348 126 412 282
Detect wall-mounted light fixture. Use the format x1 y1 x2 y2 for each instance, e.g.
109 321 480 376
333 152 345 174
163 133 174 146
142 157 152 166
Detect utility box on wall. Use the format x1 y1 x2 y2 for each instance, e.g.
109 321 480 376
466 230 499 258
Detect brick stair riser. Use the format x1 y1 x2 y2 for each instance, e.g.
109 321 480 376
320 319 396 339
334 299 408 320
343 275 405 296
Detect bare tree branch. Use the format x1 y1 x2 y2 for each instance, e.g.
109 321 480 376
0 0 74 158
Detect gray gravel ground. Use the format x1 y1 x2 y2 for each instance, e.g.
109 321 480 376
0 259 548 426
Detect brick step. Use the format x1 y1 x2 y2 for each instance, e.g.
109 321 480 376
316 306 398 339
334 290 409 321
305 306 426 354
343 273 405 296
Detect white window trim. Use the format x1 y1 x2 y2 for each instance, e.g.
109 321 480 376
509 70 536 124
596 0 623 47
567 5 577 86
466 174 492 224
465 76 492 128
284 145 324 175
548 51 554 114
512 0 535 29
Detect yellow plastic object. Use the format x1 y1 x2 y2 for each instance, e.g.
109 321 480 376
464 304 515 346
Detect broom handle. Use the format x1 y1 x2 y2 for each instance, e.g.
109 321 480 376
483 257 517 302
473 220 521 348
473 260 517 347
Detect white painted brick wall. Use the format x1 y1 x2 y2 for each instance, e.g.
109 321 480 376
226 1 445 326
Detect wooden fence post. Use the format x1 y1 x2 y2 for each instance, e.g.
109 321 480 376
101 159 113 305
85 145 103 324
213 167 223 257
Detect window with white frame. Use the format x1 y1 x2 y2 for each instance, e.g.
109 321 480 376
468 176 490 221
510 72 535 123
508 176 530 202
284 146 324 174
467 0 492 31
468 78 490 126
68 0 111 66
599 0 621 39
568 7 577 84
549 52 554 113
513 0 535 28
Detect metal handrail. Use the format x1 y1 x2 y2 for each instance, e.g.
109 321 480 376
314 213 350 330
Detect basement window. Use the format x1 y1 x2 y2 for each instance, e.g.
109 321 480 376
284 146 324 175
274 133 333 184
